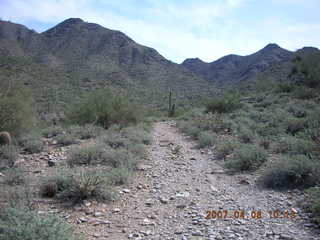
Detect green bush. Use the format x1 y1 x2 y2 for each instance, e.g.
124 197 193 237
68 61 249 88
225 144 267 171
121 126 152 145
41 125 64 138
271 136 315 155
0 82 36 136
0 208 81 240
67 89 142 128
105 167 131 185
2 167 25 186
259 155 320 189
98 132 130 149
215 138 239 159
289 51 320 88
293 86 317 100
67 144 107 166
307 187 320 224
285 117 307 135
237 126 256 143
197 132 216 148
205 93 242 114
18 133 43 154
55 133 78 146
0 145 18 169
67 124 104 139
276 82 295 93
40 169 112 204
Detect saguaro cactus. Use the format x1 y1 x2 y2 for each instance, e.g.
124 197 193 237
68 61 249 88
168 88 175 117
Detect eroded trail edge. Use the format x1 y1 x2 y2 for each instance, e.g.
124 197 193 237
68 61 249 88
103 121 317 240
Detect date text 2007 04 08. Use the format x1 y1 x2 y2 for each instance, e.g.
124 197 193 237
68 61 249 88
205 210 297 220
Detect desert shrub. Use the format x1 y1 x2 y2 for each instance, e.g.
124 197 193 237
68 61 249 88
103 148 138 169
0 145 18 169
215 138 239 159
0 81 36 136
197 132 217 148
272 136 315 155
67 124 104 139
2 167 25 186
18 133 43 154
289 51 320 88
225 144 267 171
55 133 78 146
126 143 146 159
287 105 307 118
276 82 295 93
237 126 256 143
41 125 64 138
205 93 242 114
259 155 320 189
40 169 112 204
40 172 72 198
293 86 317 99
98 132 130 149
256 122 283 137
67 89 142 128
285 117 307 135
259 137 271 150
68 143 139 169
121 126 151 145
67 144 107 166
105 167 131 185
307 187 320 224
184 125 201 139
0 208 81 240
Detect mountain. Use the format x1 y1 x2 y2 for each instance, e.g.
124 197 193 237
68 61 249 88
0 18 214 111
182 43 292 85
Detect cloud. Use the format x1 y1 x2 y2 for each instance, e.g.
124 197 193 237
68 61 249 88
1 0 319 63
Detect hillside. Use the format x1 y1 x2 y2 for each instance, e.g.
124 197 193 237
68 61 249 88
0 18 214 111
182 43 292 85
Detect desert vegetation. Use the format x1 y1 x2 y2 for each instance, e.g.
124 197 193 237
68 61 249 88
177 50 320 223
0 84 152 239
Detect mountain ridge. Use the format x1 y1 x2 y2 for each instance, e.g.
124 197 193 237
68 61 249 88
181 43 293 85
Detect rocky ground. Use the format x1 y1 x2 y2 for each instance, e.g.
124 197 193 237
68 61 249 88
11 121 320 240
66 121 318 240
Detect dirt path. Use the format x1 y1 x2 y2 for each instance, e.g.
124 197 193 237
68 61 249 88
82 121 319 240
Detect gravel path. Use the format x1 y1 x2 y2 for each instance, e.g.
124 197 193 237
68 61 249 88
85 121 319 240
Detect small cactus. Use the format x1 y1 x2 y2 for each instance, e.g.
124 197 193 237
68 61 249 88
0 131 11 145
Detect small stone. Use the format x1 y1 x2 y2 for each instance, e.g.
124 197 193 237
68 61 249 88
83 201 91 207
159 197 169 204
112 208 120 213
122 188 131 193
279 234 294 240
145 199 154 206
48 159 56 167
192 230 203 236
190 157 196 160
93 233 101 238
176 204 186 209
85 208 94 215
94 212 103 217
78 217 88 223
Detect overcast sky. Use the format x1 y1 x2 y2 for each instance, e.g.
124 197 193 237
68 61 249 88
2 0 320 63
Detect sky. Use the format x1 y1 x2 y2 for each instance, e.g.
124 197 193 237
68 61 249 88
1 0 320 63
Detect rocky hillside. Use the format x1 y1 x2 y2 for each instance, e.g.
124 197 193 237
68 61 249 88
182 43 293 85
0 18 213 109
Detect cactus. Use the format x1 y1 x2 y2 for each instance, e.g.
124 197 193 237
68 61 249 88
0 131 11 145
168 88 175 117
